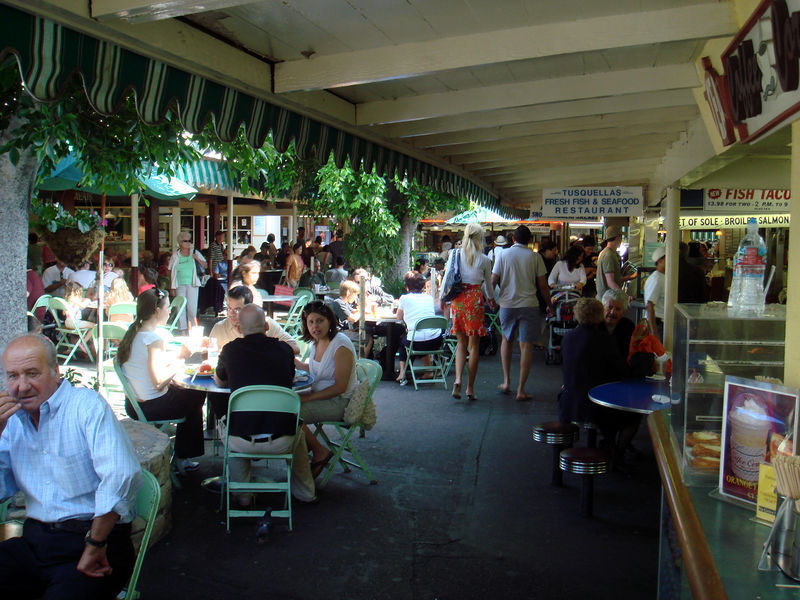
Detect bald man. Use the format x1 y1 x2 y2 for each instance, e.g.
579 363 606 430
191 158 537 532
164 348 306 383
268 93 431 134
213 305 316 504
0 334 141 599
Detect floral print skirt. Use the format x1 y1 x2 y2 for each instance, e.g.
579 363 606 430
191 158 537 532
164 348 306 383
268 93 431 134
450 284 487 337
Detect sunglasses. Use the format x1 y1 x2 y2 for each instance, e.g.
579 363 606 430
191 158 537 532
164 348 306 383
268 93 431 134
154 288 166 299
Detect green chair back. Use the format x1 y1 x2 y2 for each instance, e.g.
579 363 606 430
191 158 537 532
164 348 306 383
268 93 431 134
31 294 52 313
108 302 137 319
223 385 301 532
293 287 314 303
165 296 187 332
281 294 311 336
91 322 129 361
118 469 160 600
401 315 448 390
48 296 95 365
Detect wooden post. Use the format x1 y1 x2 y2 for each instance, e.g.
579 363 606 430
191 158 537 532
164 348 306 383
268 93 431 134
144 197 160 258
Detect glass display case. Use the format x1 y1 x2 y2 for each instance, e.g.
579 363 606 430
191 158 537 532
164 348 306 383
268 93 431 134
671 303 786 485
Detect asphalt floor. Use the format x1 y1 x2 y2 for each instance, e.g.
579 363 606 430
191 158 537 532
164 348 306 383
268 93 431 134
113 344 663 600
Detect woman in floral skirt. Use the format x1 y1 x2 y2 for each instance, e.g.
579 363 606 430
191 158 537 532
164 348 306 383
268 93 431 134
440 223 498 401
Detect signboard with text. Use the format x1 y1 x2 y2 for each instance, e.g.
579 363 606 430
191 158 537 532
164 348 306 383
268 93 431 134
541 187 643 219
708 0 800 144
679 213 790 229
703 188 791 213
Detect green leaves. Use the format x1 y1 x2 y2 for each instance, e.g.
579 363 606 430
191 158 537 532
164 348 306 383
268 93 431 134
29 198 103 234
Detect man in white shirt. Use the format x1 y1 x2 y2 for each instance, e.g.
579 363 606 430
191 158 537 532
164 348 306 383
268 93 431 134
644 246 667 341
491 226 553 402
41 260 75 297
68 261 97 289
487 234 507 264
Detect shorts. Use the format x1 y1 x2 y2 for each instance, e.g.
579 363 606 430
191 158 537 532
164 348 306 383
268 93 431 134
499 307 541 344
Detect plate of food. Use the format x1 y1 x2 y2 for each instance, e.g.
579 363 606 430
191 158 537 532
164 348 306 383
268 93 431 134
185 363 215 378
294 370 310 384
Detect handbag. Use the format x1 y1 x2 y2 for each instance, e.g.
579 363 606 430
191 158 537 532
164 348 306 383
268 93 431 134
441 250 463 302
344 378 377 429
194 252 210 286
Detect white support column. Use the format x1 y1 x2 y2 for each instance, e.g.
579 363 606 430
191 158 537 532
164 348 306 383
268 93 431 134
663 187 680 353
131 194 140 268
227 195 234 252
785 122 800 388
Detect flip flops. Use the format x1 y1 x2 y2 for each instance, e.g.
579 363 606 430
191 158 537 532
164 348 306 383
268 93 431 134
311 452 333 478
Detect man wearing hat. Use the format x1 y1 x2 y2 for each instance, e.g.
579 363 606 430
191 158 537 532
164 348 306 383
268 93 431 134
644 245 667 340
595 226 629 300
488 235 507 265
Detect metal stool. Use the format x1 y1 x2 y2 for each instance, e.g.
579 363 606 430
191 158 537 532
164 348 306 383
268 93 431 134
560 447 612 517
532 421 580 486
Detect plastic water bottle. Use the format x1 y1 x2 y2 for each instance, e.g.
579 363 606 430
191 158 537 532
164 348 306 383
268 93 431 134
728 218 767 315
207 338 219 367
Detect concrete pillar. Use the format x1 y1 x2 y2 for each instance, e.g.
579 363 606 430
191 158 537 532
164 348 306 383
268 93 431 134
785 122 800 388
171 207 180 244
130 194 140 295
663 188 680 353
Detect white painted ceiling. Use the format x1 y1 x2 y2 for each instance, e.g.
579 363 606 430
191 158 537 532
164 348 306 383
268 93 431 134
16 0 768 210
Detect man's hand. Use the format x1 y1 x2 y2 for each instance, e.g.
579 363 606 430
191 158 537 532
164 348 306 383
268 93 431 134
0 391 20 435
77 545 112 578
487 299 498 312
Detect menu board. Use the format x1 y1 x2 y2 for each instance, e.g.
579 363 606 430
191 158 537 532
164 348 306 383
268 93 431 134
719 376 799 505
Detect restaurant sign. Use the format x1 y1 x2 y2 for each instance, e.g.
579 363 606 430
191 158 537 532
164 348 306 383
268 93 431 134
709 0 800 144
703 188 791 213
679 213 790 229
541 187 643 219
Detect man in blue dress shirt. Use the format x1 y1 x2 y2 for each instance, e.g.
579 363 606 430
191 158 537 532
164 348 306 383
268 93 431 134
0 334 142 599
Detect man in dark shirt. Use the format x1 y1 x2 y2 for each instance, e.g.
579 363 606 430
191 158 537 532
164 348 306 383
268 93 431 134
213 304 316 504
678 242 709 303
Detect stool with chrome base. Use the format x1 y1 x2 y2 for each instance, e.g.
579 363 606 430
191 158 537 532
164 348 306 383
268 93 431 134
532 421 580 486
559 446 612 517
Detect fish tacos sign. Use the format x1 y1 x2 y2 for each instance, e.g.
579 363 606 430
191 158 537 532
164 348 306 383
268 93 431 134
541 187 644 219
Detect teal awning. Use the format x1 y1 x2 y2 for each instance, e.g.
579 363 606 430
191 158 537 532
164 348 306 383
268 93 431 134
37 154 197 200
0 4 508 214
176 161 236 193
446 205 522 224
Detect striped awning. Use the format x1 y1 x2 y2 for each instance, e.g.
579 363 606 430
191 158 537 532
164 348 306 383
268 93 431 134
0 4 515 216
176 161 236 193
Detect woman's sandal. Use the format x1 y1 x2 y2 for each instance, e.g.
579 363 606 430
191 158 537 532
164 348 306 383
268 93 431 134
467 394 478 402
452 382 462 399
311 451 333 478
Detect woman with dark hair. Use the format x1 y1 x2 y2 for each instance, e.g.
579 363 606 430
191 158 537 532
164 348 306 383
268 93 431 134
548 245 586 291
117 289 206 469
286 241 305 287
229 260 262 305
396 271 440 384
294 301 358 476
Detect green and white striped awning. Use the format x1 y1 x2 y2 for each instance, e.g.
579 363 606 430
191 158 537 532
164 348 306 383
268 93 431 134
176 161 236 193
0 4 511 215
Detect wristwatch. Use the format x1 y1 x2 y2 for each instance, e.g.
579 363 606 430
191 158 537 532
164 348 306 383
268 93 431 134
84 531 107 548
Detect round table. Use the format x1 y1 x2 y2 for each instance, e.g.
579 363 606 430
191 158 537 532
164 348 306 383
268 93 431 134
260 294 296 317
173 369 313 394
588 378 672 414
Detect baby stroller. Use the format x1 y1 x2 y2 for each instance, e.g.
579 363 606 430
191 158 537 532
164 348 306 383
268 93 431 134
544 287 581 364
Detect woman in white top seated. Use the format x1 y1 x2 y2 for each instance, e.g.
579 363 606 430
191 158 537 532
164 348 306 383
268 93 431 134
294 301 358 477
117 289 206 468
548 245 587 292
396 271 441 384
440 223 498 401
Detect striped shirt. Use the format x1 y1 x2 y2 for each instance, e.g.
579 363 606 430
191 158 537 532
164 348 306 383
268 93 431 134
0 380 142 523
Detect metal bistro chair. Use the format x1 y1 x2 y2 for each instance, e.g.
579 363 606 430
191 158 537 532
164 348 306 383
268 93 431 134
293 287 315 303
48 296 95 366
165 295 187 333
313 358 381 487
399 316 449 390
107 301 137 323
277 294 311 337
92 323 129 399
117 469 160 600
223 385 301 533
112 358 188 489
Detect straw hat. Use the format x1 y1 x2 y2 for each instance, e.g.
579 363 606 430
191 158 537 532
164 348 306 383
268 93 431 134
494 235 508 245
603 226 623 241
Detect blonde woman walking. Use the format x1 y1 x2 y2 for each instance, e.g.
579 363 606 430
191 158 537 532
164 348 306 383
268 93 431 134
440 223 498 401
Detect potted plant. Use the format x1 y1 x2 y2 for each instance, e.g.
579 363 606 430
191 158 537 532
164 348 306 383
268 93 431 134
30 198 106 266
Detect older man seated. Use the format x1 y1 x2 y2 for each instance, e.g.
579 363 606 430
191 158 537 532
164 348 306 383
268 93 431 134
213 305 316 505
207 285 299 422
600 289 635 357
0 334 141 599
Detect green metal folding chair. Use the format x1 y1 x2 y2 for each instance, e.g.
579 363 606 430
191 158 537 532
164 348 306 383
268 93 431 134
117 469 160 600
107 302 137 322
313 358 381 487
399 316 448 390
277 294 311 337
223 385 301 532
293 287 314 303
48 296 95 366
165 296 187 332
113 358 188 489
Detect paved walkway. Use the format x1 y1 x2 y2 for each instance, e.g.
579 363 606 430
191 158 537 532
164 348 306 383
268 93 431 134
76 347 662 600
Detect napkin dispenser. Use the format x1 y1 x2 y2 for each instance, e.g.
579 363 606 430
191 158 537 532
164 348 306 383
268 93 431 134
764 496 800 581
